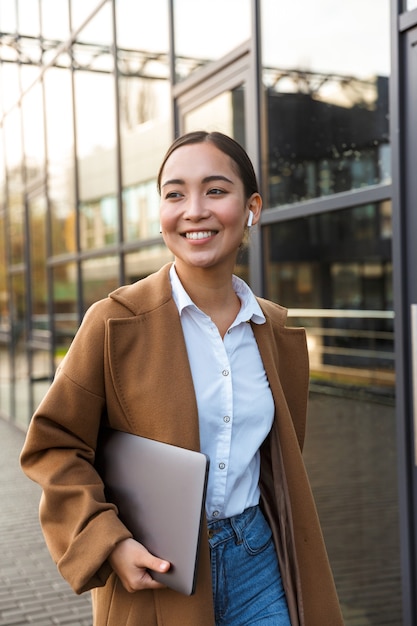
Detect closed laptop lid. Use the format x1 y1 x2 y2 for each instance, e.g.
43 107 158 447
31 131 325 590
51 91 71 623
97 430 209 596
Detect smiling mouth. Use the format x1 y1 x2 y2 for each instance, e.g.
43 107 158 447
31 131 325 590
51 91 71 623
184 231 217 240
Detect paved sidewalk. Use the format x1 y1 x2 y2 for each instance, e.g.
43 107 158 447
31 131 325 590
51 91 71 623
0 417 93 626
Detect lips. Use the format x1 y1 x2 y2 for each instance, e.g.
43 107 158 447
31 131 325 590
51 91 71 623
184 231 217 240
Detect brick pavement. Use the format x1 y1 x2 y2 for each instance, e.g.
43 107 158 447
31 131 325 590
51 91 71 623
0 417 93 626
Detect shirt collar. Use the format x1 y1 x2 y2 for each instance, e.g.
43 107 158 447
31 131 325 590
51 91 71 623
169 263 265 325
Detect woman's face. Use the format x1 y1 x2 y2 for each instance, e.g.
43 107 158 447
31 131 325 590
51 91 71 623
159 141 260 275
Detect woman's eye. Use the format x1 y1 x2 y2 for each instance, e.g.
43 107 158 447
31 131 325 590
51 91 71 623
165 191 182 199
207 188 225 196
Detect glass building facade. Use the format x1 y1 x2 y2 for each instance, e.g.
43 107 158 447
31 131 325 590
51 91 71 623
1 1 417 624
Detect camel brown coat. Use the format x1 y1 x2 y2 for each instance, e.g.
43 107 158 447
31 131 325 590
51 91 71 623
20 263 344 626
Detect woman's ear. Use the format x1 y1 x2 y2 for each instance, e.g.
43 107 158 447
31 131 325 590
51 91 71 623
247 193 262 226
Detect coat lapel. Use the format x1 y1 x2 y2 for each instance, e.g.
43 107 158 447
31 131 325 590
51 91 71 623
106 267 201 451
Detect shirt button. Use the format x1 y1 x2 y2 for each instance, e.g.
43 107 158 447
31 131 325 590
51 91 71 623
223 415 230 423
227 328 232 334
219 462 226 470
222 369 229 376
212 510 220 518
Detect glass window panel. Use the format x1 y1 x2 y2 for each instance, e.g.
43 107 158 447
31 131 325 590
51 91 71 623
303 392 401 625
71 0 111 36
41 0 70 40
20 63 42 92
0 210 11 417
82 255 120 312
29 193 48 323
173 0 251 81
264 203 394 388
4 108 23 172
183 88 245 147
11 271 29 427
116 0 168 53
22 82 45 183
0 128 5 206
18 0 40 36
263 200 400 623
116 0 171 238
0 0 17 32
123 181 160 242
8 200 25 268
52 262 78 363
44 68 76 256
72 3 113 71
79 195 118 250
125 245 173 284
118 84 171 198
0 63 20 113
28 191 52 411
4 109 25 266
405 0 417 9
74 70 118 219
261 0 390 207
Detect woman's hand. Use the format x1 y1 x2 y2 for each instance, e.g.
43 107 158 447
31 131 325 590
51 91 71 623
108 538 171 592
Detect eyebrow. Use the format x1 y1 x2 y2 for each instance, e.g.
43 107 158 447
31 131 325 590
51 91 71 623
161 174 234 188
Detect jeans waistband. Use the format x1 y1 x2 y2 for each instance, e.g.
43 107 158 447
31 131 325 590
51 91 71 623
206 505 259 547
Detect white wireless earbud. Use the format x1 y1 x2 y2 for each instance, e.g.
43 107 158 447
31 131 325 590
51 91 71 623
247 210 254 227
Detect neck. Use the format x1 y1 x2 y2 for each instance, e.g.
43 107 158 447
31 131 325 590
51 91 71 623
174 263 241 336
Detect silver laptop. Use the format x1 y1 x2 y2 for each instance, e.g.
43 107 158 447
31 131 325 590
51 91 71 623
97 429 209 596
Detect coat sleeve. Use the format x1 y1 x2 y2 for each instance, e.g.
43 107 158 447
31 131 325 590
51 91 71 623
20 301 132 594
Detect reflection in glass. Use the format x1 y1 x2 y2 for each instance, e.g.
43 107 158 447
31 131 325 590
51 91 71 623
264 202 400 624
44 68 76 256
405 0 417 9
52 262 78 363
80 196 118 249
82 256 120 312
11 272 29 428
28 192 52 417
173 0 251 81
304 393 401 625
184 88 245 148
261 0 390 207
8 188 25 267
125 246 173 284
22 81 45 184
116 0 171 231
70 0 111 37
74 70 118 248
123 182 160 242
0 127 5 206
264 202 394 393
0 210 11 416
29 193 48 326
4 105 25 266
73 2 113 72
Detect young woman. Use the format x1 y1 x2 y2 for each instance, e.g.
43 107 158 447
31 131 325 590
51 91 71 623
21 131 344 626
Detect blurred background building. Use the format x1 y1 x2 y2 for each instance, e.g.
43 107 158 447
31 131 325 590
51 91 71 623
1 1 417 624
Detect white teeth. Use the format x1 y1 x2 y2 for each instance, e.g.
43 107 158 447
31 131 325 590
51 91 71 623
185 231 215 240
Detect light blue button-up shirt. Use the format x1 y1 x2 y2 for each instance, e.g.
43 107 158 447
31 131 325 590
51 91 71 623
170 265 275 521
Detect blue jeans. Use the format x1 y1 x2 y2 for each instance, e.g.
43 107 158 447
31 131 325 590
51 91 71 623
207 506 291 626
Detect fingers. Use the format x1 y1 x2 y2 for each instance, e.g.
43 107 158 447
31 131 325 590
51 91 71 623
109 538 171 593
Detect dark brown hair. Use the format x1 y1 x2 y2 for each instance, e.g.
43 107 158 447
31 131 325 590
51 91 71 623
157 131 259 199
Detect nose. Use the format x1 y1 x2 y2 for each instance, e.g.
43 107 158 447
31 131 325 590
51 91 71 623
183 193 210 221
